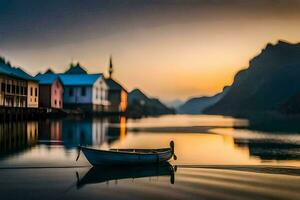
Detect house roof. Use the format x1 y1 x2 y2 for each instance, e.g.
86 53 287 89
0 63 36 81
105 78 127 92
35 73 60 85
64 64 87 74
58 74 103 86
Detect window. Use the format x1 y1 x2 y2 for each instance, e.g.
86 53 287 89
54 100 57 105
100 88 103 100
24 87 27 95
69 88 74 96
1 83 5 92
30 87 33 96
59 101 61 107
35 88 37 96
81 87 86 96
20 87 23 94
16 86 19 94
6 84 11 93
12 85 15 94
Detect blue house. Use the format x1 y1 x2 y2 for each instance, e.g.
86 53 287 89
59 73 109 111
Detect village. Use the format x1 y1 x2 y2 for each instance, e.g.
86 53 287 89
0 56 128 120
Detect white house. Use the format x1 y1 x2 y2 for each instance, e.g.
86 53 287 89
59 73 109 111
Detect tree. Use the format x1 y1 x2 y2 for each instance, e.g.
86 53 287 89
0 56 6 64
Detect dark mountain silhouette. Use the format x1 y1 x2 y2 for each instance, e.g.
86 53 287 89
205 40 300 116
178 86 229 114
280 93 300 114
127 88 175 117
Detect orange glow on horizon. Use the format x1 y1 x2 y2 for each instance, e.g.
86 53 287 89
4 5 300 101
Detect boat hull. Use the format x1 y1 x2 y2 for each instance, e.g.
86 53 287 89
81 147 173 166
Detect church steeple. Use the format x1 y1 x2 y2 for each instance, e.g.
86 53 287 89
109 55 113 78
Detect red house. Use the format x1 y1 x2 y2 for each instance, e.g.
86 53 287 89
35 72 63 109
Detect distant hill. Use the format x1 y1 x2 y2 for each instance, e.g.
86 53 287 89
127 88 175 117
178 87 229 114
205 40 300 116
163 99 184 109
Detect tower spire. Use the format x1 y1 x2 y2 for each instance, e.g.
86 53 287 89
109 55 113 78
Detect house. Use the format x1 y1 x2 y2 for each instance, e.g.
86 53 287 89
27 80 39 108
104 56 128 113
64 62 88 74
0 62 38 108
59 73 109 111
14 68 39 108
35 72 63 109
105 78 128 112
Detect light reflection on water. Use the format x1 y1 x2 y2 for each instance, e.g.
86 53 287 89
1 115 300 200
0 115 300 167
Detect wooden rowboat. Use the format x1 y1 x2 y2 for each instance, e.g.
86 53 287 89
77 141 176 166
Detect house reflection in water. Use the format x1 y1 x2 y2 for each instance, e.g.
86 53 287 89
38 119 62 145
58 116 127 148
106 116 127 143
0 121 38 156
61 118 108 148
0 116 127 158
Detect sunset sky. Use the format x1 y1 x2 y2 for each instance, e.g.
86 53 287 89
1 0 300 101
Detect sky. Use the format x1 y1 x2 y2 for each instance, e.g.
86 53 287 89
1 0 300 101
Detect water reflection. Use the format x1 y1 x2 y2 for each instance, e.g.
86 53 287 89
76 163 175 189
39 119 62 145
235 139 300 161
61 118 108 148
38 116 126 148
0 115 300 167
0 121 38 157
211 128 300 163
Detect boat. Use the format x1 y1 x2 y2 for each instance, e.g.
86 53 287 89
76 163 176 189
77 141 176 166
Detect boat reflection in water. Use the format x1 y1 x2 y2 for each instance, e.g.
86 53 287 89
76 163 176 189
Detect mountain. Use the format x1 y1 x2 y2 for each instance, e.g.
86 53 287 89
163 99 184 109
205 40 300 116
280 93 300 114
178 87 229 114
127 88 175 117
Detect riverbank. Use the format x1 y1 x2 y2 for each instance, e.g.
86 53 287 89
0 107 129 121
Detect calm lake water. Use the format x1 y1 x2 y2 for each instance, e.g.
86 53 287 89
1 114 300 200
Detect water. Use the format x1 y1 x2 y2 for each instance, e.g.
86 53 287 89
1 114 300 199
